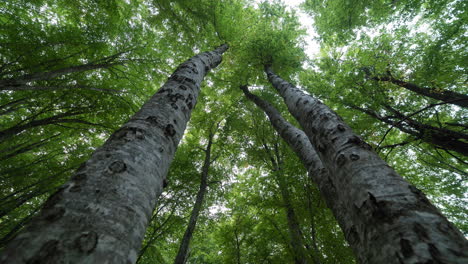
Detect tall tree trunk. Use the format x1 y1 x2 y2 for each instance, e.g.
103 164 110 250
173 132 214 264
262 138 310 264
241 85 329 264
276 170 310 264
0 44 228 264
264 66 468 263
369 75 468 108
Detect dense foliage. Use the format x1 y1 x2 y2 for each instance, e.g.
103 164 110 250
0 0 466 263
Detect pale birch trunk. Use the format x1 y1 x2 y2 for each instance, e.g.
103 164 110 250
0 44 228 264
265 66 468 263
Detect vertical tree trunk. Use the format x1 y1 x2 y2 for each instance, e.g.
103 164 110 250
241 85 330 264
265 66 468 263
276 170 310 264
173 132 214 264
250 103 311 264
0 44 228 264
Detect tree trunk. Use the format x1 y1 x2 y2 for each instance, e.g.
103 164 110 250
245 90 312 264
173 132 214 264
241 85 330 264
349 104 468 156
0 44 228 264
277 170 310 264
370 75 468 108
265 66 468 264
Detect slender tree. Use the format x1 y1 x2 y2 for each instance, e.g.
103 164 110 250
265 66 468 263
258 135 310 264
174 128 216 264
0 44 228 264
241 85 332 264
366 73 468 108
349 103 468 156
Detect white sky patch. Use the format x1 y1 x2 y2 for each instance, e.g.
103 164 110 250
282 0 320 58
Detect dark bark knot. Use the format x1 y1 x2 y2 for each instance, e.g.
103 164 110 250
428 243 442 261
27 240 60 264
400 238 413 258
347 226 360 244
346 135 373 151
177 63 198 74
114 127 145 141
164 124 176 137
318 143 327 153
167 93 185 103
76 231 98 254
163 178 168 188
185 93 194 109
337 124 346 132
346 135 362 145
146 116 160 126
108 160 127 174
336 154 346 166
171 74 196 86
367 192 392 222
350 153 360 161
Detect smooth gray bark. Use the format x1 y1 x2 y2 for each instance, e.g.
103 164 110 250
0 44 228 264
173 132 214 264
241 85 330 264
265 66 468 263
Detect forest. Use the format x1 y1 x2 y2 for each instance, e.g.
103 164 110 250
0 0 467 263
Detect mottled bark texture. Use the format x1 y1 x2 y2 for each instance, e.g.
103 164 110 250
0 44 228 264
174 132 214 264
265 66 468 264
241 85 330 264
